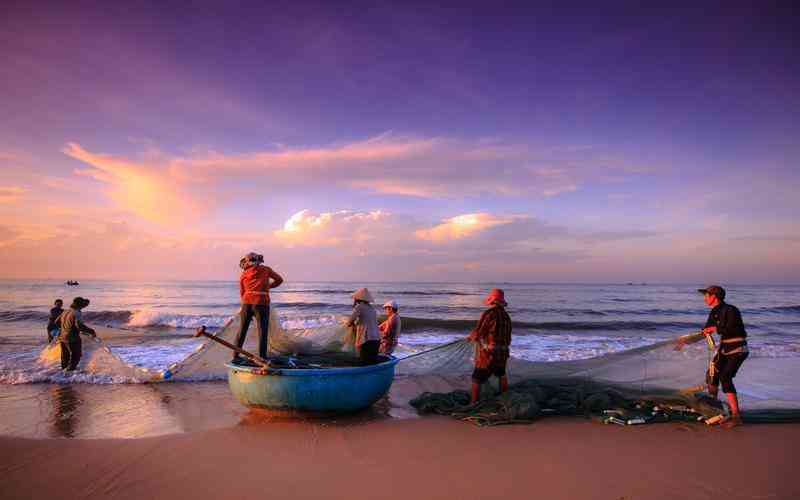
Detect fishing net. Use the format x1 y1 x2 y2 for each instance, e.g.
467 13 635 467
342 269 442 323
27 306 800 426
401 338 800 425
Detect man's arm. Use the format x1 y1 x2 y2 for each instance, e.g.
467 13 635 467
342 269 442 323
468 310 492 341
78 320 96 337
267 268 283 289
239 274 245 299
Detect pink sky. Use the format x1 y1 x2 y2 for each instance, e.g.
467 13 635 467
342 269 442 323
1 3 798 283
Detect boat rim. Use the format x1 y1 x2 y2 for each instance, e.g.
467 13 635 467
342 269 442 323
225 355 399 377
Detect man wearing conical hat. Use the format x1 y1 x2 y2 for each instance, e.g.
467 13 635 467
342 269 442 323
467 289 512 403
57 297 97 371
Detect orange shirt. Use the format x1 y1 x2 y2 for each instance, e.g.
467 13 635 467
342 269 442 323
240 265 272 305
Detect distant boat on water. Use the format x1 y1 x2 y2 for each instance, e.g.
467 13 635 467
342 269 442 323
65 280 80 286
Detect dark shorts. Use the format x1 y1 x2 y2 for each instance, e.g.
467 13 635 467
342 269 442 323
472 358 507 383
709 351 748 394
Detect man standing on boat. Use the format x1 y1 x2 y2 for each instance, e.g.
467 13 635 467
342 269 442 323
467 289 512 403
233 252 283 364
697 285 749 428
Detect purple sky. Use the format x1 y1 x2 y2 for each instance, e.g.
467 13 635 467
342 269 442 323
1 2 798 283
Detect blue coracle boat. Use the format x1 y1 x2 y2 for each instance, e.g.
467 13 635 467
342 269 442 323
226 355 400 413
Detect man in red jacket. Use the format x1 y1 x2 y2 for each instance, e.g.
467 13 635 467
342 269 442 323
234 252 283 364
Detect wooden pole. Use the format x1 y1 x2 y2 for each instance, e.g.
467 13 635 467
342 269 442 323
194 326 271 368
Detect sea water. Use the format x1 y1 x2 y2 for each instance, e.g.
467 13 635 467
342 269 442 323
1 280 799 437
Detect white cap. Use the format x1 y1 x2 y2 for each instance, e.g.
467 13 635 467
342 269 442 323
383 300 398 310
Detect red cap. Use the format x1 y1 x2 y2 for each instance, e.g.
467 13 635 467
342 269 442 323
484 288 507 306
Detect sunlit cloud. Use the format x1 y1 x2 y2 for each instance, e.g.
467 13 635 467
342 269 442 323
63 134 633 220
274 209 401 251
63 143 201 224
0 186 26 204
415 213 518 242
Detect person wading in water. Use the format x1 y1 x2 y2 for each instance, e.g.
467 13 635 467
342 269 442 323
233 252 283 365
47 299 64 343
467 289 512 404
57 297 96 371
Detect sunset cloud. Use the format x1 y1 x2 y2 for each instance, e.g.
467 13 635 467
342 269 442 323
64 143 201 224
63 134 633 221
0 186 26 204
415 213 518 242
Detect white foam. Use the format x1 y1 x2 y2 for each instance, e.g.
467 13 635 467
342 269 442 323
127 309 233 328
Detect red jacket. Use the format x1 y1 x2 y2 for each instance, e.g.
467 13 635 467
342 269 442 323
240 265 272 305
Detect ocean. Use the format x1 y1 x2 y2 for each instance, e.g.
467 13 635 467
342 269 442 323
2 280 799 375
2 280 799 438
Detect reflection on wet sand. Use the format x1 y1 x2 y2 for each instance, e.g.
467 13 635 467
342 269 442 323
0 376 457 439
50 385 81 438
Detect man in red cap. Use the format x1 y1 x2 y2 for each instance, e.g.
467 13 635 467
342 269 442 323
467 288 512 403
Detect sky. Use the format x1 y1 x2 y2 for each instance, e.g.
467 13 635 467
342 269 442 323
0 1 798 283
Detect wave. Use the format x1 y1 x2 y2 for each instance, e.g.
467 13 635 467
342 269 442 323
400 316 698 333
762 305 800 313
278 289 477 296
0 310 134 323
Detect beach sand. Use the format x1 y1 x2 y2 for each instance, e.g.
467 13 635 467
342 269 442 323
2 417 798 500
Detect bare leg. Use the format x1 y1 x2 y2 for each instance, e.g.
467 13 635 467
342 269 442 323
722 392 743 428
498 376 508 395
470 382 481 404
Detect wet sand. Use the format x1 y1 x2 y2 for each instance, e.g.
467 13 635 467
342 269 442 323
2 418 799 500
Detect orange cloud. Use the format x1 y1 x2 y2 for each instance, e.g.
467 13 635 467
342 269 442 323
415 213 518 242
63 143 200 224
0 186 26 204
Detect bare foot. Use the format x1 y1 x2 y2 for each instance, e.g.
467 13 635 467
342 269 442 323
721 416 743 429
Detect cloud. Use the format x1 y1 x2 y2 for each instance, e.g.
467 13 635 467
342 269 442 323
63 143 201 224
274 209 411 254
62 134 644 223
0 186 26 204
415 213 520 242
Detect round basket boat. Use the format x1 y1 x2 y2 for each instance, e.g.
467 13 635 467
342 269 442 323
226 355 400 413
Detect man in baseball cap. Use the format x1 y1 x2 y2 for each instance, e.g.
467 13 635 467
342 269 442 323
696 285 749 428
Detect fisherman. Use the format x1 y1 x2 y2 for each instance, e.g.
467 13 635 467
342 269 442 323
233 252 283 364
467 288 512 404
378 300 401 355
346 288 380 364
47 299 64 343
697 285 748 428
57 297 96 371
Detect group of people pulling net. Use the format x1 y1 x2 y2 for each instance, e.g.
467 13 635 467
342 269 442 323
38 252 800 428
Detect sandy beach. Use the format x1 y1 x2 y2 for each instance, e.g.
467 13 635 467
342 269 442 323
2 417 799 500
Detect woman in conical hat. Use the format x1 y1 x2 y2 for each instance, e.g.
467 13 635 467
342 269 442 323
346 288 380 364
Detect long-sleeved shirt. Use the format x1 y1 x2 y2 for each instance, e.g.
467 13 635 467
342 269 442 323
47 306 63 331
348 303 380 347
705 302 747 353
240 265 272 305
57 308 93 343
379 314 401 355
470 305 512 366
